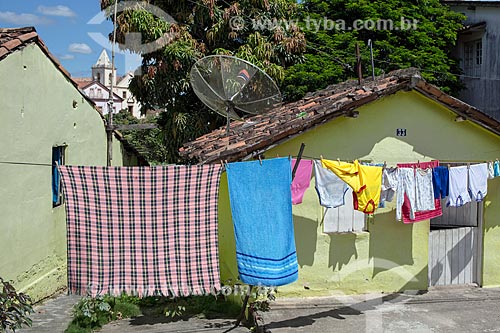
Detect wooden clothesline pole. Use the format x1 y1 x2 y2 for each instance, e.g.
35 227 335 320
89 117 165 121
292 143 306 179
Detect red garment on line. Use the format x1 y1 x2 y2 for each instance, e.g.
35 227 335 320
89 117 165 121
397 160 442 223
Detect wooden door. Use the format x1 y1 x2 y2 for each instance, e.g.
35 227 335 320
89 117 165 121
428 201 482 286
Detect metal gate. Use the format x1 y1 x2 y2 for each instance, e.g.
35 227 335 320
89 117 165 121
428 201 482 287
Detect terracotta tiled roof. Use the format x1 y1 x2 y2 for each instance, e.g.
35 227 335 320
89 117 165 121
73 77 93 89
0 27 73 78
0 26 99 112
180 68 500 164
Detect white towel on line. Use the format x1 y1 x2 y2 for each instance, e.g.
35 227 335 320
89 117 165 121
469 163 488 202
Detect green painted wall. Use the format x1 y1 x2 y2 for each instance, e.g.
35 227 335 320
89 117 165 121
0 44 133 301
482 178 500 287
218 90 500 297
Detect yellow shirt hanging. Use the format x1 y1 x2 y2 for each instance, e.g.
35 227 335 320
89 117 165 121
321 159 382 214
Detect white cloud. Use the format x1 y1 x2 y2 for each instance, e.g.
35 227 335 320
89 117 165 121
68 43 92 54
37 5 76 18
0 11 52 25
60 54 75 60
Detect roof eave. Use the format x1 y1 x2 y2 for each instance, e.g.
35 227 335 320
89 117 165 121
180 63 500 164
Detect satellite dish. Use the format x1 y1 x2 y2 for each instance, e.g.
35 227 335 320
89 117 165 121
190 55 282 131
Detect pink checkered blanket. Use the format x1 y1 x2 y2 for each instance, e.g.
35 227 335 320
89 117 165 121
58 165 222 297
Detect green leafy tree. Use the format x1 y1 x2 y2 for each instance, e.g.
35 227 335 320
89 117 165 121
282 0 465 101
101 0 306 163
110 111 169 165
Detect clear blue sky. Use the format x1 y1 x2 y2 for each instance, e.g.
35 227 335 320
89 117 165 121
0 1 141 78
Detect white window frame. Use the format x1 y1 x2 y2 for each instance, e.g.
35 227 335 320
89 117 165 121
463 38 483 77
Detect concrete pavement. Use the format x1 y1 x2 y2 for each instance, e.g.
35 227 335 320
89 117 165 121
18 292 80 333
263 287 500 332
18 286 500 332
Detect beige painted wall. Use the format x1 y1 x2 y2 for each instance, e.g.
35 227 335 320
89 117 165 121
0 44 132 301
218 90 500 297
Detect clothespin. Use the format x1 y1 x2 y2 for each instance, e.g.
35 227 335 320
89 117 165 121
320 155 324 160
337 158 341 165
258 155 262 165
447 164 451 169
220 160 224 169
383 161 387 169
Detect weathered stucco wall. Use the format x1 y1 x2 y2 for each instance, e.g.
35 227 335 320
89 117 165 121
0 44 130 301
218 90 500 297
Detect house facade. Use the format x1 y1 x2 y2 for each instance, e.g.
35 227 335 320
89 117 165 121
80 80 125 114
75 49 143 118
0 27 146 301
444 0 500 119
181 69 500 296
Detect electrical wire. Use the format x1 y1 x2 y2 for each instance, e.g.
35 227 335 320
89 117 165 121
373 58 500 81
0 161 53 167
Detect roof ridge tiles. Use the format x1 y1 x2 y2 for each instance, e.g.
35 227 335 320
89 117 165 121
180 67 500 164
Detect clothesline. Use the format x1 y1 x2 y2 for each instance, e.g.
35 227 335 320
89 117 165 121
56 157 494 299
290 157 495 225
0 161 53 167
292 155 372 163
290 156 500 168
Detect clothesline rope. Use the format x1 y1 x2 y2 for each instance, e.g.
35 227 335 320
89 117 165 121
0 161 53 167
292 156 499 166
291 156 496 222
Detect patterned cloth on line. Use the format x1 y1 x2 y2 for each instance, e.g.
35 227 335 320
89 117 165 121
397 161 442 223
58 165 223 297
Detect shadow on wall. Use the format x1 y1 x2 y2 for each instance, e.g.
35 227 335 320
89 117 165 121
328 233 358 271
217 173 239 283
484 178 500 232
293 216 318 267
447 228 474 284
429 227 475 286
368 210 415 279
